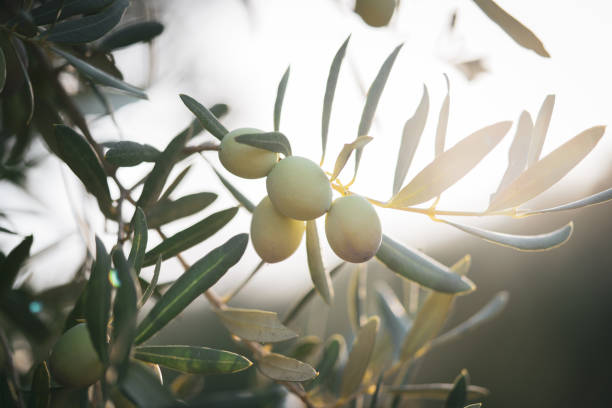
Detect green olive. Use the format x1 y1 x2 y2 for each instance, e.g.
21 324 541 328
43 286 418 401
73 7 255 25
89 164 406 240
266 156 332 220
325 195 382 263
48 323 104 388
354 0 396 27
251 196 306 263
219 128 278 179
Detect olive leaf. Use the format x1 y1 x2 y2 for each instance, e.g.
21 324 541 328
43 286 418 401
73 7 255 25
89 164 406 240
30 0 112 25
0 47 6 93
159 165 193 202
393 85 429 196
98 21 164 51
288 335 322 361
215 308 297 343
180 94 228 141
331 136 373 181
10 37 33 125
258 353 317 382
210 165 256 212
235 131 292 157
347 264 367 332
29 361 50 408
375 281 411 355
340 316 379 399
0 235 32 291
472 0 550 57
527 94 555 166
321 35 350 164
522 187 612 216
119 361 181 408
104 141 160 167
388 383 489 401
128 208 148 274
305 334 345 391
85 237 112 364
445 369 469 408
435 74 450 156
146 192 217 229
488 125 606 212
274 66 290 132
138 256 161 309
306 220 334 305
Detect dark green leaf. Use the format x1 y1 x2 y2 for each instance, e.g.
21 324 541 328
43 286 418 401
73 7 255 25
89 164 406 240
445 370 469 408
135 234 248 344
442 220 573 251
306 220 333 305
258 353 317 382
128 208 148 274
209 103 229 119
288 335 321 361
435 74 450 156
30 0 113 25
180 94 228 141
146 192 217 229
0 235 32 291
51 47 147 99
28 361 50 408
119 361 181 408
53 125 114 217
235 131 292 157
134 345 252 374
527 95 555 166
159 165 192 202
472 0 550 57
138 256 161 308
306 334 344 391
10 37 33 125
44 0 128 44
321 35 350 164
104 141 160 167
387 383 489 401
523 187 612 216
99 21 164 51
340 316 379 398
85 237 112 364
375 234 475 294
143 207 238 266
0 226 16 235
0 47 6 93
210 166 255 212
215 308 297 343
355 43 403 175
274 66 290 132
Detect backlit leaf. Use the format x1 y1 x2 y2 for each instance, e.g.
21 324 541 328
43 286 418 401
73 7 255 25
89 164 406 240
340 316 379 398
391 121 511 207
143 207 238 266
522 187 612 216
210 166 255 212
321 35 350 163
180 94 228 141
30 0 112 25
29 361 50 408
289 336 322 361
393 85 429 196
0 235 32 291
331 136 373 180
135 234 248 344
347 263 367 331
146 192 218 229
134 345 252 374
355 44 403 176
258 353 317 382
85 237 111 364
488 126 606 212
128 208 148 274
445 370 469 408
274 66 290 131
119 361 180 408
374 281 411 355
306 220 333 305
527 94 555 166
215 308 297 343
138 256 161 308
472 0 550 57
375 234 475 294
99 21 164 51
305 334 345 391
104 141 160 167
388 383 489 401
235 131 291 156
442 220 573 251
435 74 450 156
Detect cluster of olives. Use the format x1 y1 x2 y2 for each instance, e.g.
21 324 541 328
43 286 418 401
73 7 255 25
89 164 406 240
220 128 383 264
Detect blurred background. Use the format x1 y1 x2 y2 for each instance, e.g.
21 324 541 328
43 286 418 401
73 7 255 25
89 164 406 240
2 0 612 406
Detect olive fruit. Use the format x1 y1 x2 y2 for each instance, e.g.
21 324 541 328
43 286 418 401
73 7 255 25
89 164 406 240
266 156 332 220
325 195 382 263
354 0 396 28
251 196 306 263
48 323 104 388
219 128 278 179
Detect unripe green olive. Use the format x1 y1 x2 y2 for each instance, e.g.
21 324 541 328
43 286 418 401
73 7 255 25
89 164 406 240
48 323 104 388
325 195 382 263
266 156 332 220
219 128 278 179
251 196 306 263
354 0 396 27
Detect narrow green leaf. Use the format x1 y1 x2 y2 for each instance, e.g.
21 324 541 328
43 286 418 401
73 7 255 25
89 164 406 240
445 370 469 408
387 383 489 401
10 37 33 125
138 256 161 308
442 220 573 251
472 0 550 57
104 141 160 167
282 263 346 325
258 353 317 382
523 187 612 216
306 220 333 305
210 166 255 212
305 334 345 391
51 47 147 99
235 131 292 156
146 192 218 229
340 316 379 398
347 263 367 331
430 291 509 349
527 95 555 166
0 235 32 291
400 255 471 362
0 226 16 235
137 126 192 210
374 281 411 354
274 66 290 132
30 0 113 25
134 345 252 375
53 125 114 217
119 361 181 408
355 43 403 175
488 126 606 212
288 335 322 361
159 165 192 202
0 47 6 93
393 85 429 196
85 237 111 364
44 0 128 44
180 94 228 141
331 136 373 180
375 234 475 294
491 111 533 202
321 35 350 164
29 361 50 408
143 207 238 266
215 307 297 343
99 21 164 51
135 234 248 344
391 121 512 207
435 74 450 157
